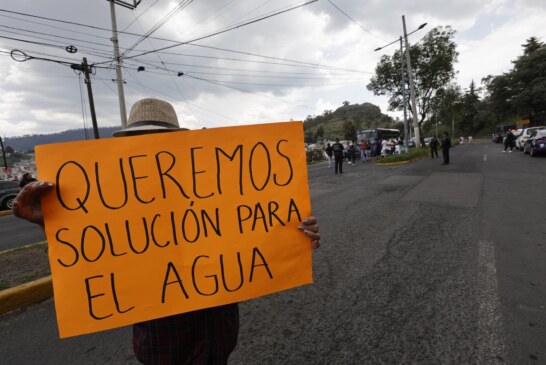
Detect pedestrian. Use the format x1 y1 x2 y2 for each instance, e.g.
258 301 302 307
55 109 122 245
441 131 451 165
325 142 333 168
365 140 372 161
12 98 322 365
468 136 473 144
347 142 356 166
332 137 344 174
429 136 439 159
459 136 464 144
19 172 36 189
359 139 367 163
503 130 515 153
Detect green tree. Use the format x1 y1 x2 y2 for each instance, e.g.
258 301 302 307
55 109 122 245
367 26 459 142
460 80 480 134
510 46 546 122
482 73 514 123
342 120 356 140
314 126 325 141
522 36 543 55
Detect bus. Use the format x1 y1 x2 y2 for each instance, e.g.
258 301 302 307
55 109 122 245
356 128 401 157
356 128 401 143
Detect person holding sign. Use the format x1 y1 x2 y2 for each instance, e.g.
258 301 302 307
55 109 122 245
13 98 321 365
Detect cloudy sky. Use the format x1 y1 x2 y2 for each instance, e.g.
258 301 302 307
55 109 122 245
0 0 544 137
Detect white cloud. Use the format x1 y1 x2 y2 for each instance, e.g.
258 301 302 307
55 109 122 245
0 0 544 137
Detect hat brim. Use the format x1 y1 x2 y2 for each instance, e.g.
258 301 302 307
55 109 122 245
113 124 188 137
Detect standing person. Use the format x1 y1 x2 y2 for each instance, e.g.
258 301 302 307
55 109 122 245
365 140 372 162
332 137 344 174
441 131 451 165
429 136 439 159
347 142 356 166
359 139 367 163
468 136 473 144
503 130 515 153
459 136 464 144
12 98 322 365
19 172 36 189
325 143 333 168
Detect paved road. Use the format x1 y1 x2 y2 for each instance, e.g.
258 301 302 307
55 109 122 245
0 214 46 250
1 141 545 364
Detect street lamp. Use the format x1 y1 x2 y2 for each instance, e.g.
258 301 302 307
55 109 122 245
374 19 427 151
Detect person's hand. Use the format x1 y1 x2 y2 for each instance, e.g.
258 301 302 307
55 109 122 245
298 216 320 249
12 181 54 227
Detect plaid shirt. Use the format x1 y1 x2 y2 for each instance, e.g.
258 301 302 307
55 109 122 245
133 303 239 365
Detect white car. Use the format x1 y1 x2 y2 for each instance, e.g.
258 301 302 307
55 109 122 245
516 126 546 150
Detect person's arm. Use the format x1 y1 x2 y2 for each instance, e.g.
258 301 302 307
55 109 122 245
12 181 54 228
298 216 320 249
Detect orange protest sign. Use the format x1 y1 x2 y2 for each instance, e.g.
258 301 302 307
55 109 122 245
35 121 313 338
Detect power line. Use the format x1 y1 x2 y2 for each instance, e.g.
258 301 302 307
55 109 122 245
123 0 193 57
123 0 319 60
187 43 371 73
326 0 387 42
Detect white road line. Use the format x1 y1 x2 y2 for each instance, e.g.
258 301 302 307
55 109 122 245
476 240 506 363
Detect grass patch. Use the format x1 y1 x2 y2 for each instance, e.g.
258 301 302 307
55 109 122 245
376 147 429 164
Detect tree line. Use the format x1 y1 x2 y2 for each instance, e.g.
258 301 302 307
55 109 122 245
367 27 545 142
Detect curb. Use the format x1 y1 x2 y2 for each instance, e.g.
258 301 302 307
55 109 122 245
0 276 53 315
0 210 13 217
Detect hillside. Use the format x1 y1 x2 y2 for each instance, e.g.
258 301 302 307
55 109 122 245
303 102 400 142
4 127 119 152
4 102 397 150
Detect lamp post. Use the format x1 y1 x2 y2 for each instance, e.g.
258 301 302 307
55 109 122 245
374 19 427 150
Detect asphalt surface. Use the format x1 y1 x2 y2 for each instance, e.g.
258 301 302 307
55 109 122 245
1 140 545 364
0 214 46 250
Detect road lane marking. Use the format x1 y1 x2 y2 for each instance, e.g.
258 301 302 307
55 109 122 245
476 240 506 363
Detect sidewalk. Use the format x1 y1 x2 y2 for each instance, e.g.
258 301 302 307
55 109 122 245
0 211 52 315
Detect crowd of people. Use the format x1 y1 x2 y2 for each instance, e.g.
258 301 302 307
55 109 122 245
323 138 403 170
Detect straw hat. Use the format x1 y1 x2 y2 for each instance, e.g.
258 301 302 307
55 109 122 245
113 98 188 137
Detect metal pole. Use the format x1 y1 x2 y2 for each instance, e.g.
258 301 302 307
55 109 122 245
109 0 128 128
402 15 421 148
399 37 409 153
82 58 100 139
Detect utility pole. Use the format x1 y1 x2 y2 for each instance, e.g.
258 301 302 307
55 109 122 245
402 15 421 148
399 37 409 153
109 0 128 128
71 58 100 139
0 136 7 171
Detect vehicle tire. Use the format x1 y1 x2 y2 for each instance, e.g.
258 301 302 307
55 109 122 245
524 146 529 154
531 148 535 157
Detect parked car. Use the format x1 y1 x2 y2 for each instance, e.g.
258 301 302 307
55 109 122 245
528 130 546 157
516 126 546 151
523 129 546 155
0 181 19 211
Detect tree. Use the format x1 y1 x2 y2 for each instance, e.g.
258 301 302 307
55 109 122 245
510 46 546 121
429 84 462 136
314 126 325 141
367 26 459 142
342 120 356 140
5 146 14 154
522 36 543 56
459 80 480 134
482 73 514 123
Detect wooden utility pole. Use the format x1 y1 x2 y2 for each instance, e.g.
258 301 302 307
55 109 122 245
402 15 421 148
71 58 100 139
82 58 100 139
